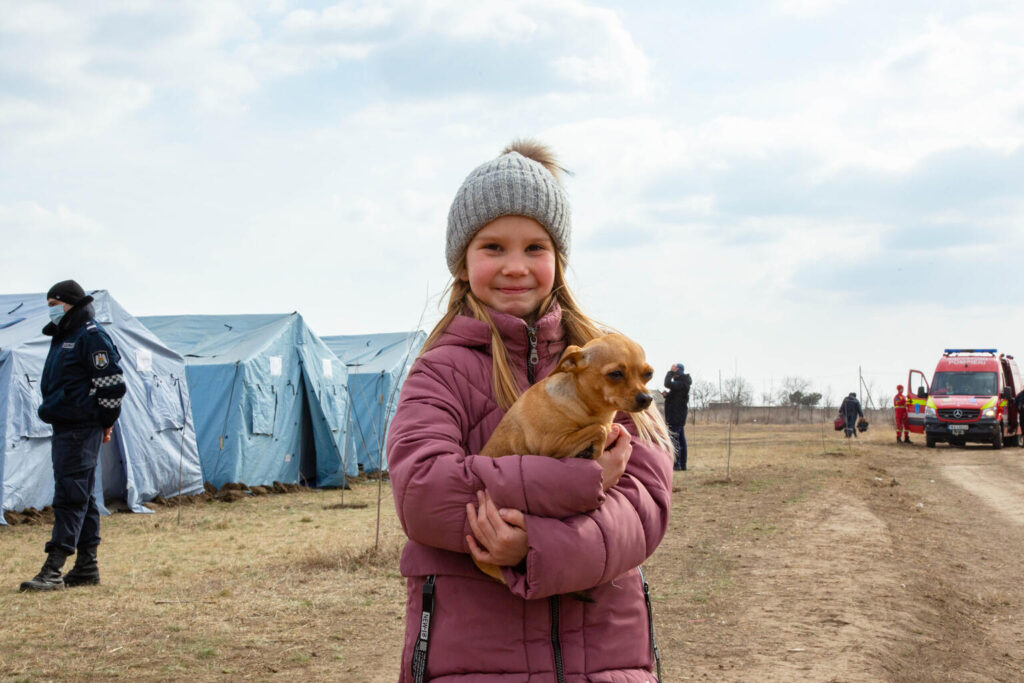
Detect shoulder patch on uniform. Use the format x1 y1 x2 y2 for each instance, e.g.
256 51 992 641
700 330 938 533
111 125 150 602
85 321 98 333
92 350 109 369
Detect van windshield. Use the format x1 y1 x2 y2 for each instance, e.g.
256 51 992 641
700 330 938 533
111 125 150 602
930 371 998 396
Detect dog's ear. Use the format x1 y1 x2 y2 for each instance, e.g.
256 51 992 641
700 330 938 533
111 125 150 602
556 345 586 374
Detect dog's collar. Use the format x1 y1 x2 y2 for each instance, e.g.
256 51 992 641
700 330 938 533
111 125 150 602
574 445 595 459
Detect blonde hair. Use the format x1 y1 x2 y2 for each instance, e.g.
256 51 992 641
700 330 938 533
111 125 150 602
423 228 672 455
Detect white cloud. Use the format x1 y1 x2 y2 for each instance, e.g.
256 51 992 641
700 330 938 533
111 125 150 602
772 0 849 18
2 1 1023 390
0 0 653 148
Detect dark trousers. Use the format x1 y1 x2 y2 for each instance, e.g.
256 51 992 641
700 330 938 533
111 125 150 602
46 427 103 555
669 423 687 470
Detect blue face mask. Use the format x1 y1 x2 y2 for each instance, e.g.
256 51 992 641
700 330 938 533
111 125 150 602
48 304 66 325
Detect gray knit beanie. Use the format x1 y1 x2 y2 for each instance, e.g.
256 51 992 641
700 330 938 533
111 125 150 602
446 150 571 274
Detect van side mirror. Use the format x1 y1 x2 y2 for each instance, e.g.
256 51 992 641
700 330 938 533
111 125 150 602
917 387 927 399
1002 386 1013 400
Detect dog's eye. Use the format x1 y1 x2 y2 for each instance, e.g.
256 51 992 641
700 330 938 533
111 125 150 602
642 371 653 381
606 370 625 380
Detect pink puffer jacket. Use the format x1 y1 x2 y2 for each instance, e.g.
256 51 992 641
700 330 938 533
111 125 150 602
387 304 673 682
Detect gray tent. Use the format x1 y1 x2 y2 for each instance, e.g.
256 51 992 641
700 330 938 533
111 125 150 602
1 291 204 523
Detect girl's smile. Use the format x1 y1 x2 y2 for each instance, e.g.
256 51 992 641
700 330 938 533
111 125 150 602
460 215 556 321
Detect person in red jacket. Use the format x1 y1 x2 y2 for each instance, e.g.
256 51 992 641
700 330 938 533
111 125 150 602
894 384 911 444
387 140 673 682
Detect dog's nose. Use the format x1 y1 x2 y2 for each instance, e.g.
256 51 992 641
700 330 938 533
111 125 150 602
635 392 652 409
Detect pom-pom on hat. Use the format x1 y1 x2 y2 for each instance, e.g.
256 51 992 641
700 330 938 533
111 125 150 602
445 140 571 275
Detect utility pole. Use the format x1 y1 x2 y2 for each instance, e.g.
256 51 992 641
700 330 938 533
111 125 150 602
858 366 875 410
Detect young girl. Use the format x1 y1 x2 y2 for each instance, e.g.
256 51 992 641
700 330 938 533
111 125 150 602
387 140 674 682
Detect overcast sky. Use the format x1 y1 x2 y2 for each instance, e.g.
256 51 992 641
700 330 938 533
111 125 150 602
3 0 1024 408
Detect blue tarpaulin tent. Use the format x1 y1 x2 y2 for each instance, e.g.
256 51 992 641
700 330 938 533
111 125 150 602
1 291 204 524
320 331 425 473
140 313 353 489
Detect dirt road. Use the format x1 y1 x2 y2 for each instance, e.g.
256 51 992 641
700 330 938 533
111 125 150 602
656 425 1024 682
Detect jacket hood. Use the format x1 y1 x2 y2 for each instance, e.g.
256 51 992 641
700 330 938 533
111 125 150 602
433 303 565 358
43 297 95 337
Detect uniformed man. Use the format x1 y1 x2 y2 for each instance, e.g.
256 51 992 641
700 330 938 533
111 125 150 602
894 384 911 444
20 280 126 592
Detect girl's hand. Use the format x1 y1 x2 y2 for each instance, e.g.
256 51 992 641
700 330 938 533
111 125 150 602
596 423 632 491
466 490 528 567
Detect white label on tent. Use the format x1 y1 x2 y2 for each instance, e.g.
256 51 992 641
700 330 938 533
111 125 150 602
284 453 291 462
136 348 152 372
269 356 282 376
322 358 333 378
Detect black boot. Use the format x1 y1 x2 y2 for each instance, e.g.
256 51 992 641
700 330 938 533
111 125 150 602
904 435 912 444
63 546 100 587
19 549 69 592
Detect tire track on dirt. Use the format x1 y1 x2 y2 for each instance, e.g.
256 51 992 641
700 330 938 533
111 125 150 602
871 449 1024 682
731 491 903 682
940 462 1024 525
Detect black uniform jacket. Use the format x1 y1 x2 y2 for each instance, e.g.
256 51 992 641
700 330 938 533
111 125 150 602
38 298 126 431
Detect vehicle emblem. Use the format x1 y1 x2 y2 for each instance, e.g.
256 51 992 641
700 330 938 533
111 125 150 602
953 409 963 419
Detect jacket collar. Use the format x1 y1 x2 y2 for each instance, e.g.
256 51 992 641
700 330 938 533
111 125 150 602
437 303 565 359
43 297 95 338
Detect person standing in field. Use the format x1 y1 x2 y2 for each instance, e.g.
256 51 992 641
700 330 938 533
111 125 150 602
839 392 863 439
893 384 911 444
386 140 673 681
20 280 126 592
663 362 691 470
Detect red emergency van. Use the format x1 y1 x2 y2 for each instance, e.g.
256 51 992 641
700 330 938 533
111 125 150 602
905 349 1022 449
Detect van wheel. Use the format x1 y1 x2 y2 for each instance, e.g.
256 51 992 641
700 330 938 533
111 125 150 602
925 434 936 448
992 429 1003 450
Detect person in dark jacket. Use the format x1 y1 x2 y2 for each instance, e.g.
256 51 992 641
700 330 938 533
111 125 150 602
19 280 126 592
663 363 692 470
839 392 863 439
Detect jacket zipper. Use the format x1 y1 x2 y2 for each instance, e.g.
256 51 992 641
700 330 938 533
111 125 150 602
526 325 539 385
550 596 565 683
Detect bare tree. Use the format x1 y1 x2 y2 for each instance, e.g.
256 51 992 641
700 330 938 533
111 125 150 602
776 376 811 407
722 376 753 406
760 390 774 424
691 379 716 410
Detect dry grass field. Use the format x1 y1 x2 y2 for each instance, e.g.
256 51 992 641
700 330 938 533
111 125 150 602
3 422 1024 682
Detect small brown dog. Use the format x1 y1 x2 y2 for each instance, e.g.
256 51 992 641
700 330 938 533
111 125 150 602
473 333 655 582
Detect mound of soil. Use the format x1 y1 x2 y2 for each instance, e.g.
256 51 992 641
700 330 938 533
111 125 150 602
3 506 55 526
3 479 317 520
